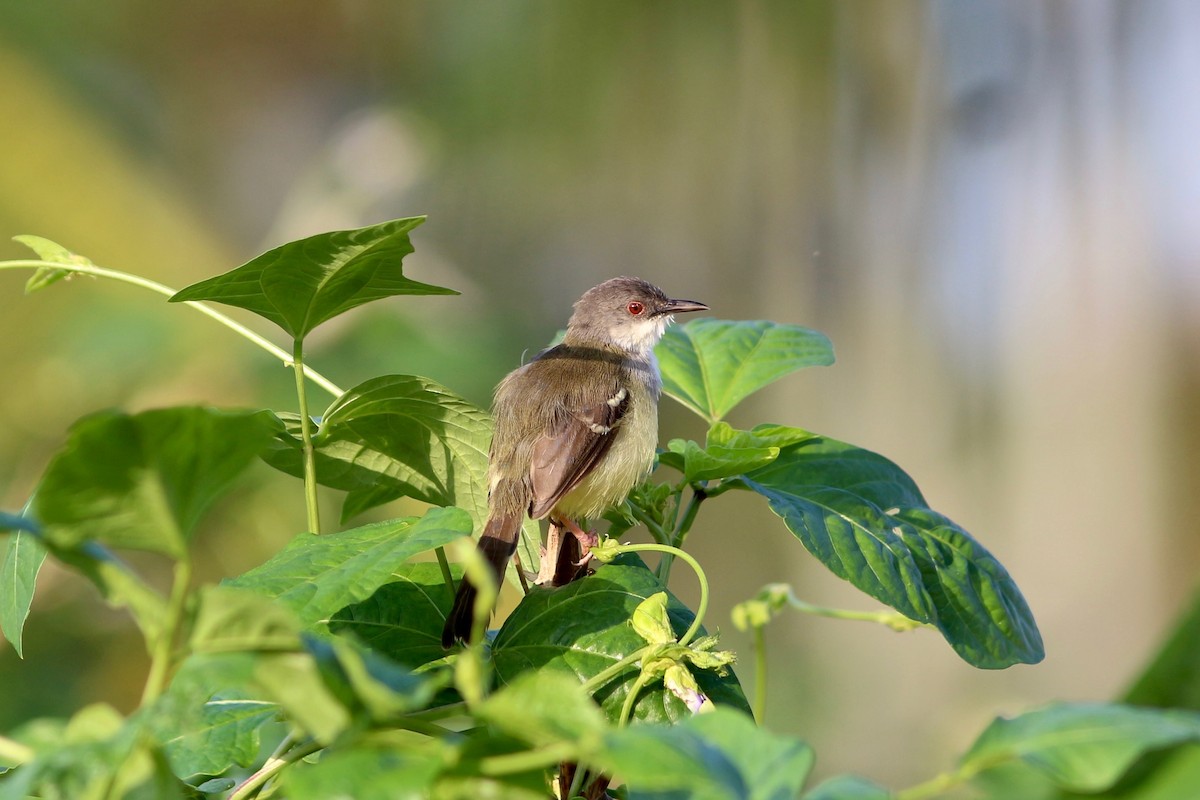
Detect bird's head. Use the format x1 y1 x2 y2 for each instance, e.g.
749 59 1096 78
565 276 708 357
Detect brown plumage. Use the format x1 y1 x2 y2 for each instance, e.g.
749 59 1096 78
441 277 707 646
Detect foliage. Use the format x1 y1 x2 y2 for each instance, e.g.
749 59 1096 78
0 223 1196 798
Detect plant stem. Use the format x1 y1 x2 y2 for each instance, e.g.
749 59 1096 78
784 596 923 630
657 486 706 582
229 739 324 800
895 768 971 800
752 626 767 725
0 259 344 398
618 671 654 727
435 546 456 594
614 544 709 646
292 338 322 535
580 648 651 695
140 558 191 706
627 503 669 546
0 735 33 765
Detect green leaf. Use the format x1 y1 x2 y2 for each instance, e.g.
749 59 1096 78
962 703 1200 793
160 696 276 779
602 707 812 799
13 234 90 294
657 319 834 423
659 438 780 483
226 506 471 628
1125 583 1200 710
188 585 303 654
491 555 750 723
253 651 352 745
307 634 436 721
800 774 891 800
330 562 459 670
149 651 277 779
263 375 540 580
734 434 1043 669
3 704 189 800
169 218 456 339
283 746 443 800
51 542 167 647
34 407 281 559
476 671 609 752
1 526 47 657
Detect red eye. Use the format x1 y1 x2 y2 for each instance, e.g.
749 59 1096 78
627 301 645 315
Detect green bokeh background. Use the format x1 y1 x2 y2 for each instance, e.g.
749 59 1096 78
2 1 1198 789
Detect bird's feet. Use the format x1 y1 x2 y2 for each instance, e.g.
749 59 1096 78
558 517 599 565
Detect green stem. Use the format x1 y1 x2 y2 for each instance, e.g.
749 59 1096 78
752 626 767 725
292 338 322 535
580 647 652 695
479 742 578 777
0 734 34 766
0 259 344 398
228 739 324 800
657 486 706 582
627 503 669 546
566 761 588 799
435 546 456 594
140 559 191 706
618 671 654 727
615 544 708 646
785 597 923 630
895 769 971 800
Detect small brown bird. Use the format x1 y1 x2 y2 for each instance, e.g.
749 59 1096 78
442 277 708 646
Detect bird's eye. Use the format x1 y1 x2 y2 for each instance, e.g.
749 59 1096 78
627 301 645 316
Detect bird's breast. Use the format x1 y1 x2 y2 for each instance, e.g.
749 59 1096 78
554 378 659 521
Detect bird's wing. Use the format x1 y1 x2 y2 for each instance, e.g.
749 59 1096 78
527 381 631 520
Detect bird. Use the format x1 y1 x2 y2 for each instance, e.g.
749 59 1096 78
441 276 708 646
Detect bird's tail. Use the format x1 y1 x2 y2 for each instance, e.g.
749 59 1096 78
442 510 523 647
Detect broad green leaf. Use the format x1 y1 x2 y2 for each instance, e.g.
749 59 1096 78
283 746 444 800
263 375 540 581
658 438 779 483
330 562 460 670
13 234 89 293
476 671 608 752
492 555 750 723
250 635 434 745
307 634 436 721
188 585 303 654
34 407 281 559
657 319 834 423
169 217 456 339
706 421 816 450
1125 584 1200 710
150 651 276 778
226 506 471 628
602 707 812 799
734 434 1043 669
2 704 188 800
1 526 47 657
800 774 891 800
55 543 166 647
253 651 351 745
962 703 1200 793
160 696 276 779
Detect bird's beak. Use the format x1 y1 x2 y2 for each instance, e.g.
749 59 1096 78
658 298 709 315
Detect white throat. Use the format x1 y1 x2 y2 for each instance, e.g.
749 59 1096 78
607 314 672 358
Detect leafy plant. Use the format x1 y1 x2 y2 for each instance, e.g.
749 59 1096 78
1 221 1197 798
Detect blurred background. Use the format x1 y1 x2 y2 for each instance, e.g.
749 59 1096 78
1 0 1198 789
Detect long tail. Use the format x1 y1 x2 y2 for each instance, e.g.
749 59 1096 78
442 510 523 647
